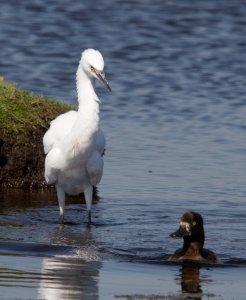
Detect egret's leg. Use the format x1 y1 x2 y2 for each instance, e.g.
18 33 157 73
84 185 93 225
56 184 65 223
88 210 92 225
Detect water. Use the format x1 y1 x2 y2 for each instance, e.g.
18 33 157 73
0 0 246 299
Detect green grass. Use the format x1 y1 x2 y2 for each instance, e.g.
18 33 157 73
0 76 71 142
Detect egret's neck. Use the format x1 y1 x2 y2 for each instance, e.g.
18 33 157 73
70 66 100 148
61 65 101 164
76 66 99 106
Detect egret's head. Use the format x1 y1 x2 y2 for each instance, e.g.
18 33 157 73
80 49 111 91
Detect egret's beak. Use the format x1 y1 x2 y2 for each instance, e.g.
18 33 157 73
94 69 112 92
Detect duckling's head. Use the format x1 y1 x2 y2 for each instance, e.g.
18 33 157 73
170 211 205 247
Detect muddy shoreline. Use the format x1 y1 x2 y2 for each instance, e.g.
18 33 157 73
0 125 48 189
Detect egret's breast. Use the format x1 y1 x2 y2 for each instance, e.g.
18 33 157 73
57 167 87 195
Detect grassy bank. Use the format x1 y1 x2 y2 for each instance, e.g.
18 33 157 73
0 77 71 188
0 76 71 143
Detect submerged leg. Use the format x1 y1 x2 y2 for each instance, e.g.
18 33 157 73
55 184 65 223
88 210 92 225
84 185 93 225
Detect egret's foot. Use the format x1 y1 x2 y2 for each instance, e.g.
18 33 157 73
87 211 94 227
87 222 96 228
59 215 64 224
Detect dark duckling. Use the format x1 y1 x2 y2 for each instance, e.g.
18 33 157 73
168 211 222 264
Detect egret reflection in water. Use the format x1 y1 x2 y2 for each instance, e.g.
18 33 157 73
38 257 101 300
38 225 101 300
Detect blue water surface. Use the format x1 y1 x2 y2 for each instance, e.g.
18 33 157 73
0 1 246 298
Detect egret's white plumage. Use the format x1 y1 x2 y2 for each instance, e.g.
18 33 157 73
43 49 111 224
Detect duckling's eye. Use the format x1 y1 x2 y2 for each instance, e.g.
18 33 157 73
192 221 197 226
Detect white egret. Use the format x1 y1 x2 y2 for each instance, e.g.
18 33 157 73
43 49 111 225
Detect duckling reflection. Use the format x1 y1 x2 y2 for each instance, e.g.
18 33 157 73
180 265 202 296
169 211 222 264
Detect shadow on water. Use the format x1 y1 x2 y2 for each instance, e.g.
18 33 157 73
0 188 99 213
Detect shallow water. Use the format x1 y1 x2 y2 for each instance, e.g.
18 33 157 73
1 0 246 299
0 190 245 299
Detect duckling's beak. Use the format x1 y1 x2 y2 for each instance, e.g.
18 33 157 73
170 226 189 238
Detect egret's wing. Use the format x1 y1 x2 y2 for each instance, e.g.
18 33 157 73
95 128 106 156
86 151 104 186
44 147 64 184
43 111 77 154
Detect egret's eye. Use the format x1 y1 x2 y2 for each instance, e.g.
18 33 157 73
90 66 94 71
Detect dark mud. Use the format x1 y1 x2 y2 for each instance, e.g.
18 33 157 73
0 125 47 189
